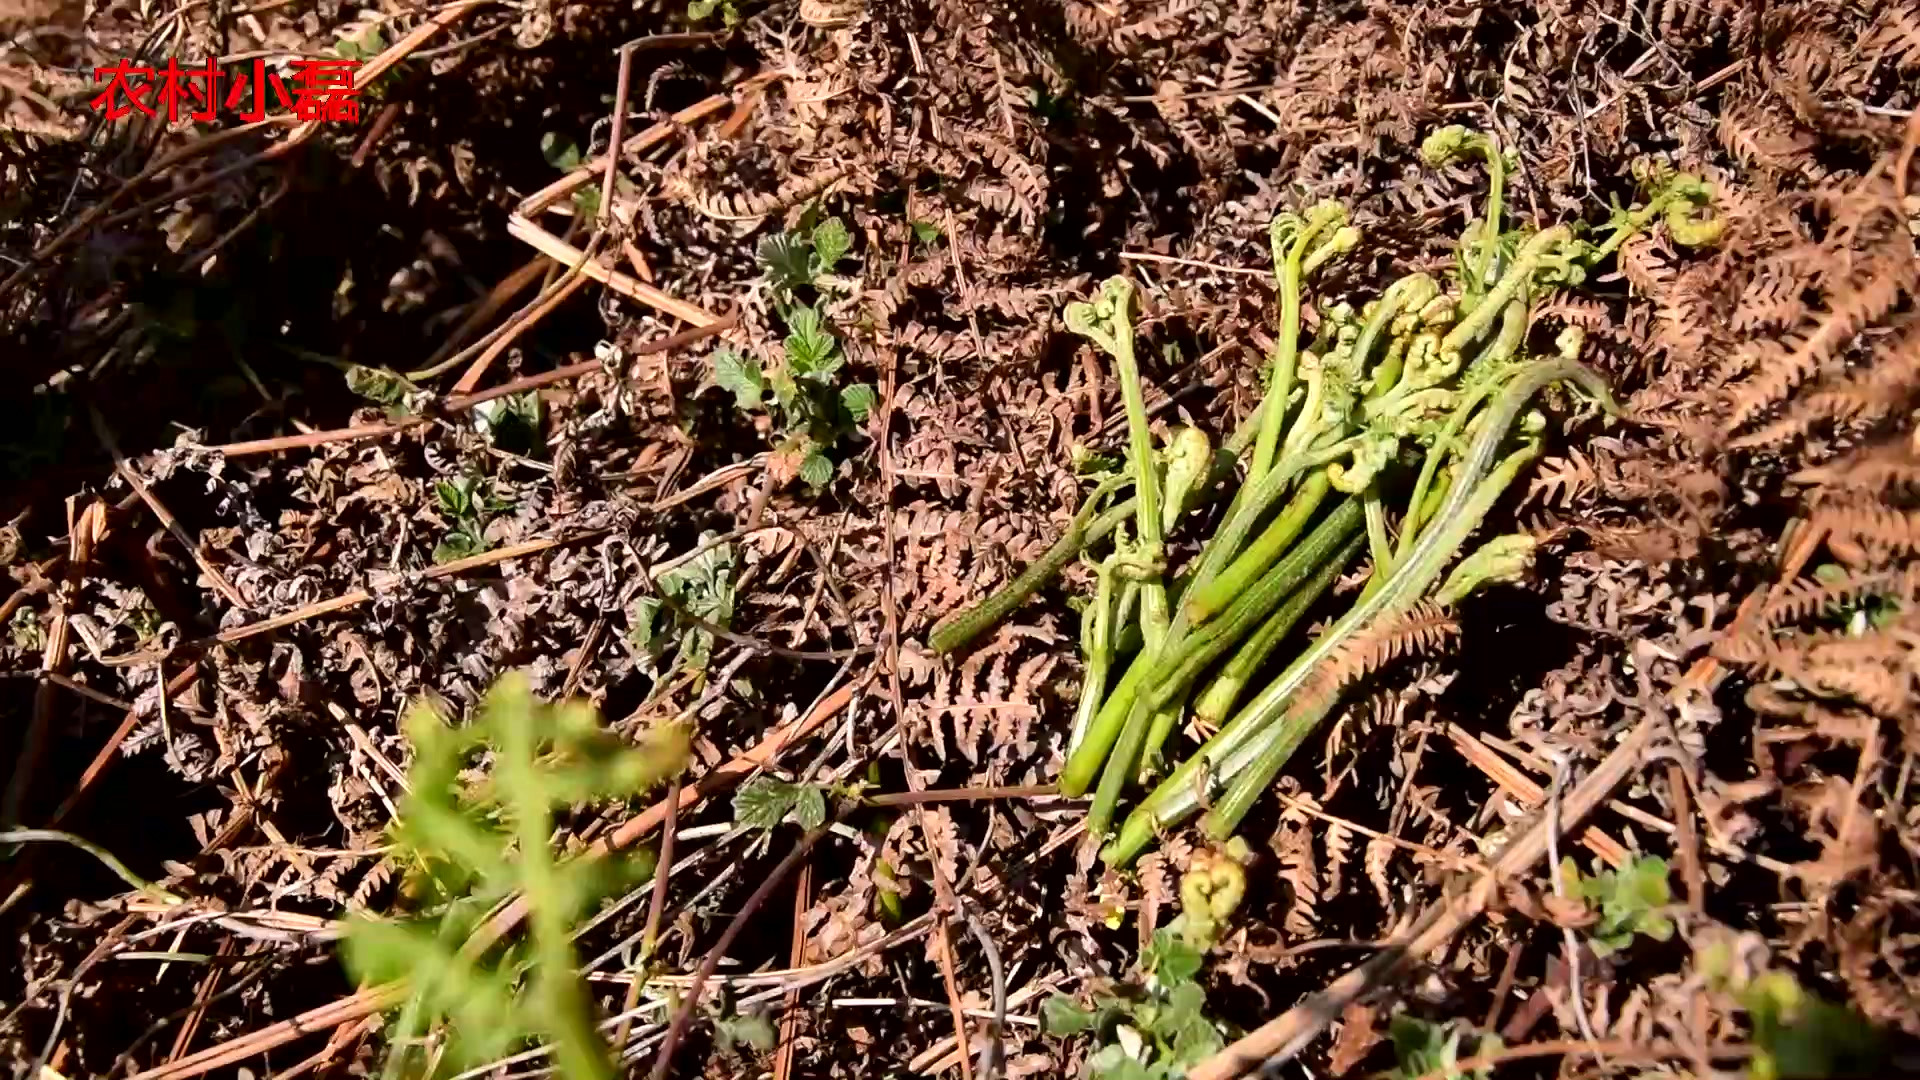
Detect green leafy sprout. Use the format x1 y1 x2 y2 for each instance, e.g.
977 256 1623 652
731 775 829 831
341 672 689 1080
1558 853 1675 956
1042 926 1227 1080
1389 1015 1502 1080
630 536 737 676
709 216 874 493
432 473 512 564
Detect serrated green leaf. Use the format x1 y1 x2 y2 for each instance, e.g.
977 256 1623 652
345 364 412 405
790 783 827 829
798 451 834 489
711 348 765 411
733 776 800 830
911 219 942 246
759 232 813 291
783 304 839 377
839 382 876 422
714 1010 777 1054
1144 928 1202 986
540 132 582 171
811 216 851 274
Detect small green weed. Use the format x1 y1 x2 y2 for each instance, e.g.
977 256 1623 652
1388 1016 1501 1080
731 776 828 831
472 391 543 457
686 0 742 26
334 28 403 98
1558 853 1675 956
432 474 511 564
629 536 737 675
707 218 874 492
1043 928 1226 1079
340 673 688 1080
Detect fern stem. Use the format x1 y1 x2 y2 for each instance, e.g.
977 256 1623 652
1191 537 1361 729
1103 358 1609 865
929 473 1130 655
1186 471 1333 624
1197 440 1542 841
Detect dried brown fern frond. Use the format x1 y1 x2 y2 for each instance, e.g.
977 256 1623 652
1758 565 1920 631
1288 602 1460 725
1810 500 1920 565
1725 228 1918 430
1793 439 1920 495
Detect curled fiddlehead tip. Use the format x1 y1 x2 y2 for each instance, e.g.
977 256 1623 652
1655 172 1723 247
1421 124 1489 167
1436 532 1538 605
1063 275 1137 355
1160 426 1215 530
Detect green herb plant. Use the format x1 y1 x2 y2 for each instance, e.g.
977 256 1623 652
1697 936 1884 1080
1558 853 1676 957
732 775 829 832
1042 926 1227 1080
928 127 1723 866
686 0 742 27
1388 1015 1502 1080
630 536 738 677
708 215 875 492
432 473 511 564
341 672 689 1080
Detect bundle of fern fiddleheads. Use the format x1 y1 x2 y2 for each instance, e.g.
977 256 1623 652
928 128 1720 864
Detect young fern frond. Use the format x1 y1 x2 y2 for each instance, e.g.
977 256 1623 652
342 673 688 1080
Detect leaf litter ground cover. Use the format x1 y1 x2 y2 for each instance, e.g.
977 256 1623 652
2 1 1920 1079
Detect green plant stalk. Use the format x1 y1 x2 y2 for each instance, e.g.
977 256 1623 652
930 473 1130 654
1085 671 1158 839
1467 149 1507 303
1352 275 1426 383
1364 490 1394 580
1063 655 1151 790
1070 558 1119 749
1192 537 1362 728
1109 321 1171 648
1197 439 1544 841
1398 300 1525 563
1087 495 1363 837
1059 445 1349 797
1186 470 1333 623
1441 227 1571 356
1147 495 1364 713
1137 689 1190 784
934 400 1273 659
1184 438 1359 622
1103 357 1610 865
500 708 616 1080
1251 218 1334 484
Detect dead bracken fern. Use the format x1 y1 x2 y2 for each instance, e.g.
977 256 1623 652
1285 601 1461 727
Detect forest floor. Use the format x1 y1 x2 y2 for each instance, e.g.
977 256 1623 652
3 0 1920 1078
